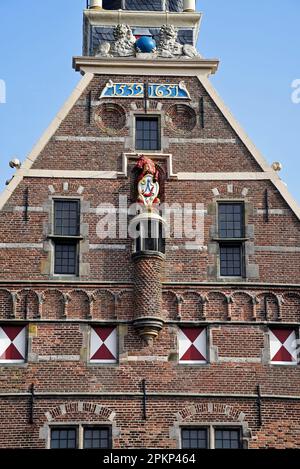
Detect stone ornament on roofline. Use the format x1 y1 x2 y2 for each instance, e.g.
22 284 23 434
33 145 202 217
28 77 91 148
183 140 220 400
95 24 201 59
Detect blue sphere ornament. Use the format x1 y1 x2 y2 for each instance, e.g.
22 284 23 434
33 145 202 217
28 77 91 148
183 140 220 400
136 36 156 53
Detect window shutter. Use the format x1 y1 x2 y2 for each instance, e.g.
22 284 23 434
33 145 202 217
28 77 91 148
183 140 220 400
269 329 297 364
90 326 117 363
178 327 207 364
0 326 26 363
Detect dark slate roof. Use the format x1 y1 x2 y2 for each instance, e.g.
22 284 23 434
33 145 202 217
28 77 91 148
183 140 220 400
102 0 183 11
168 0 183 12
126 0 163 10
91 27 114 53
149 28 193 46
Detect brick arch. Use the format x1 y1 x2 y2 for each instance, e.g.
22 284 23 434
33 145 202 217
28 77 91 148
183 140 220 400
162 290 178 320
15 289 40 319
181 291 204 320
67 290 90 320
231 291 255 321
175 403 246 423
44 401 116 423
256 292 280 321
42 289 65 320
117 289 134 320
282 293 300 322
206 291 228 321
0 289 14 319
92 289 116 320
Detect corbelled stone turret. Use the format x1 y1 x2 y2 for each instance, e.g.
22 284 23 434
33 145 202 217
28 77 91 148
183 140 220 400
130 156 166 345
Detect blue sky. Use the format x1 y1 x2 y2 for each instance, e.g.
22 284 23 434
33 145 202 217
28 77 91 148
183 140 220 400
0 0 299 203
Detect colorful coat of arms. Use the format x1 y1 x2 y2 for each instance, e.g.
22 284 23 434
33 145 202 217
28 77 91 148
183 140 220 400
134 155 160 208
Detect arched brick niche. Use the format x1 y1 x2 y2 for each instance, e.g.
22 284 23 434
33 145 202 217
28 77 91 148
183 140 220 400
166 104 197 134
94 103 126 135
0 289 13 319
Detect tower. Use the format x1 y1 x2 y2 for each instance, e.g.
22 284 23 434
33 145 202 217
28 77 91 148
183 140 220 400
0 1 300 450
83 0 200 57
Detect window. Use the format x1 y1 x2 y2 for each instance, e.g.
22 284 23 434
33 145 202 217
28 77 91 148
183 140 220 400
54 200 80 236
219 244 243 277
181 427 242 449
51 428 77 449
50 426 111 449
52 200 80 276
84 427 111 449
218 203 244 238
178 327 207 364
135 220 165 254
135 117 160 151
269 328 298 365
181 428 208 449
215 429 241 449
90 326 118 364
0 326 26 364
218 203 245 277
54 241 78 275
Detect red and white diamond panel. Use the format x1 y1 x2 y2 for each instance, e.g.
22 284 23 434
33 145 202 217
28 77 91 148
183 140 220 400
0 326 26 363
178 327 207 364
269 329 297 365
90 326 117 363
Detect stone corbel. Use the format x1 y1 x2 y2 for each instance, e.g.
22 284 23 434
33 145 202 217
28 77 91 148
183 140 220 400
263 295 269 321
37 293 44 319
226 295 233 321
277 296 284 321
62 294 71 319
176 295 184 320
87 293 95 319
133 318 164 347
11 292 19 319
199 294 208 319
251 296 259 321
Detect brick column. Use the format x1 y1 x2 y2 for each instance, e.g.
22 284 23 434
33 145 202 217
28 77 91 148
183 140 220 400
132 251 165 345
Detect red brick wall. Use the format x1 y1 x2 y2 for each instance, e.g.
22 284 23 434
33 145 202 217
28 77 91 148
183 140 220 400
0 72 299 448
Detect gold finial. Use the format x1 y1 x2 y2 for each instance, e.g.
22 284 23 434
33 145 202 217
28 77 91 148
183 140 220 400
271 162 283 172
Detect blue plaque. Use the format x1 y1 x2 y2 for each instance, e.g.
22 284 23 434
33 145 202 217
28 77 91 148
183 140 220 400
100 80 190 99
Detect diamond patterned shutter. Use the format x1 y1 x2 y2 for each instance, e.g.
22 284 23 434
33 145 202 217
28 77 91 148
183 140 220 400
90 326 117 363
0 326 26 363
269 328 298 365
178 327 207 364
